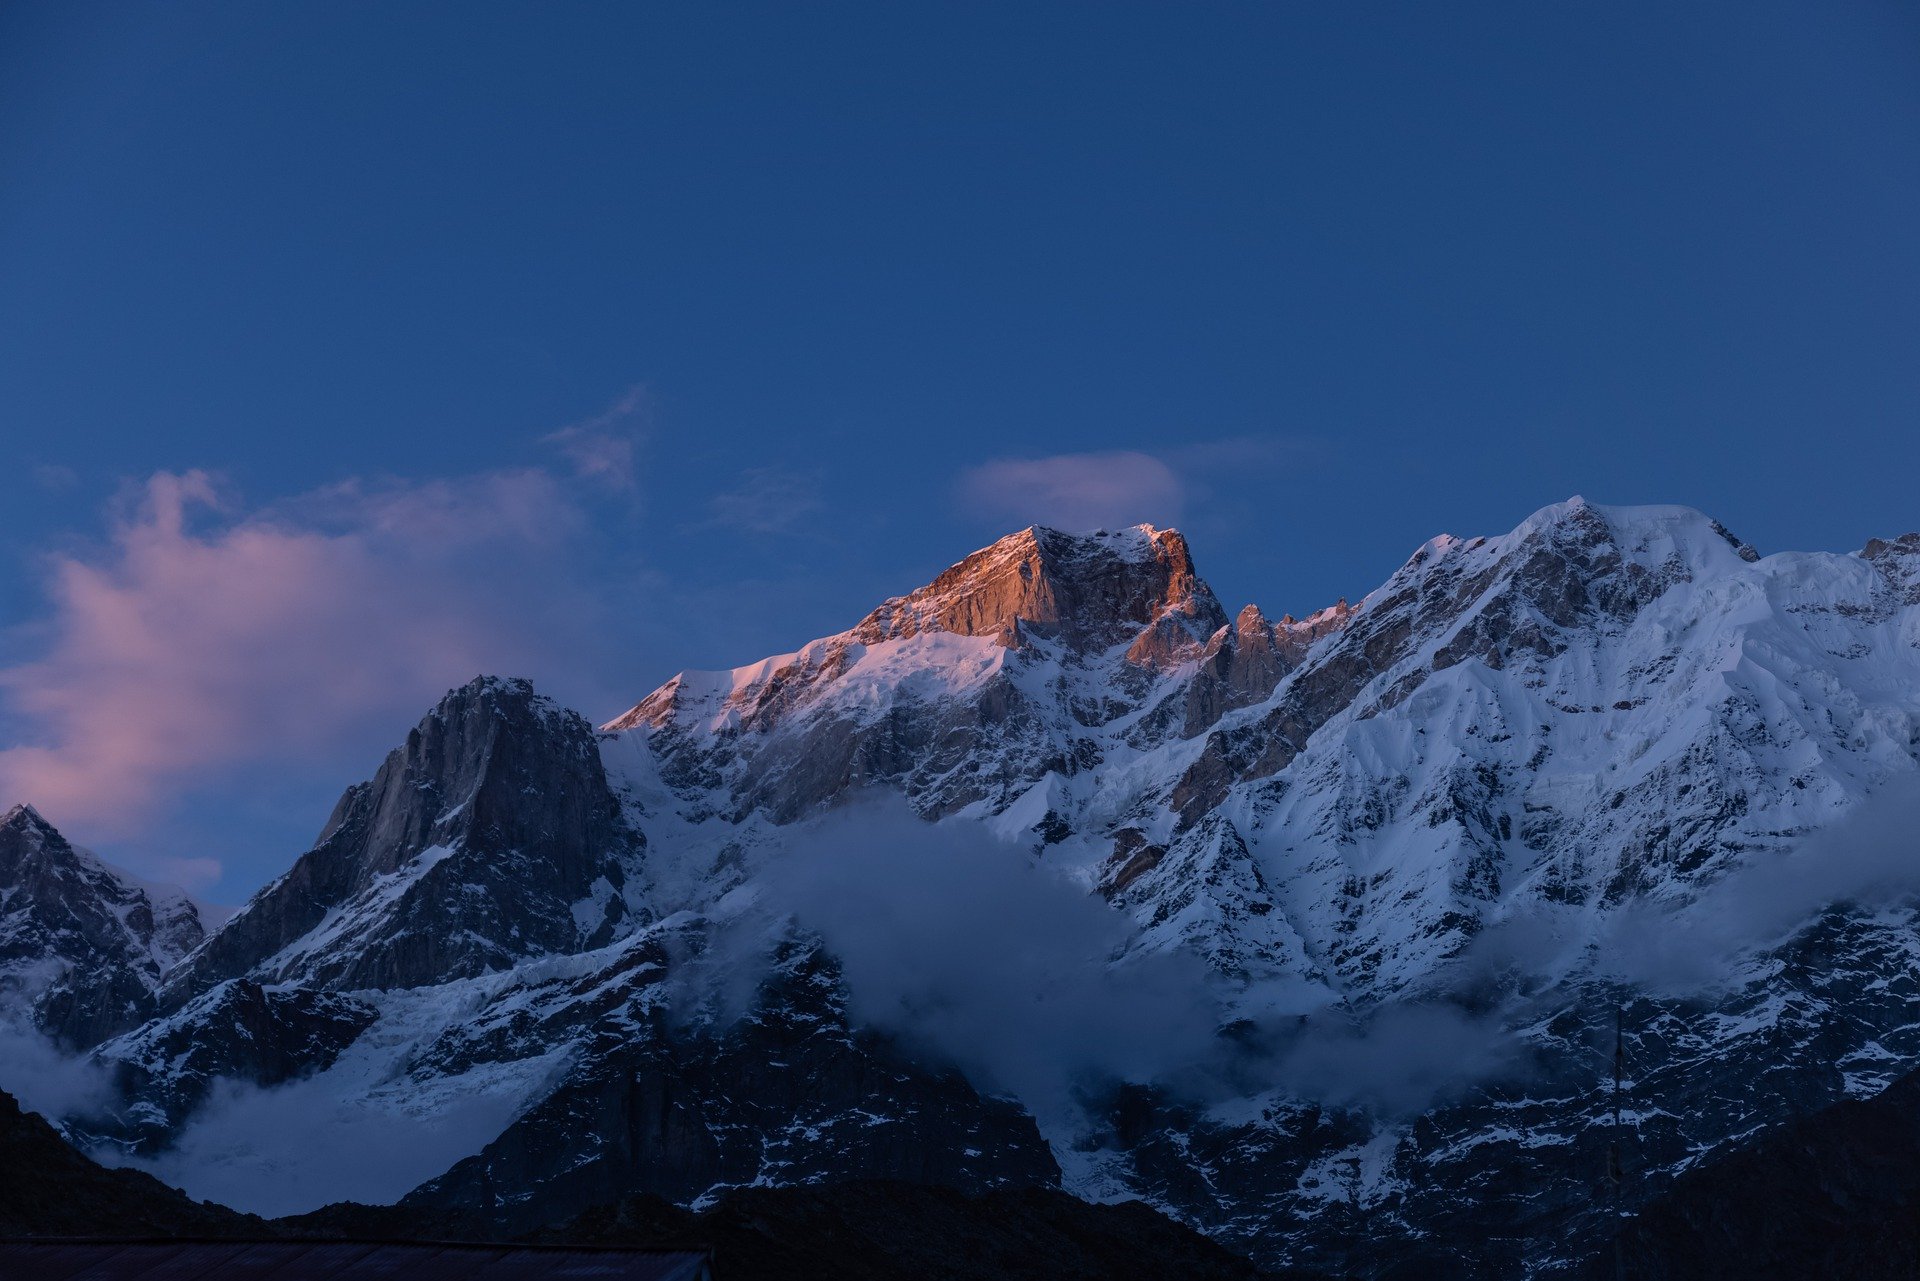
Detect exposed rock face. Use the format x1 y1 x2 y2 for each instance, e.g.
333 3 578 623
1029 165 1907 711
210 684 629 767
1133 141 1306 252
608 526 1226 742
163 677 646 999
851 525 1225 660
1861 531 1920 605
1102 814 1313 987
0 804 205 1047
602 525 1280 832
1181 602 1354 737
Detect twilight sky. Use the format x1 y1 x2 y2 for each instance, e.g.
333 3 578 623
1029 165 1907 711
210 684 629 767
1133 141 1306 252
2 1 1917 898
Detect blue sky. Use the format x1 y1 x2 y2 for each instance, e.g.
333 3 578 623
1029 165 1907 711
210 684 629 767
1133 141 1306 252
2 1 1917 897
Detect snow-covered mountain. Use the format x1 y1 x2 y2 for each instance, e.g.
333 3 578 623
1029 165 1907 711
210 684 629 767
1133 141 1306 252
0 804 207 1048
609 499 1920 1008
10 498 1920 1275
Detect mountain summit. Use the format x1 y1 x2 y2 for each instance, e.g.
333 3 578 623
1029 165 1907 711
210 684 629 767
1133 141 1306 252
163 675 646 1000
848 524 1227 660
0 804 205 1046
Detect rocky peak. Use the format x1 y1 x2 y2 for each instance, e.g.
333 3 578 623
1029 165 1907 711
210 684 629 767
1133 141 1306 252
851 525 1227 659
0 805 206 1048
0 803 81 895
311 675 602 861
165 676 645 998
1178 600 1358 737
1 802 52 838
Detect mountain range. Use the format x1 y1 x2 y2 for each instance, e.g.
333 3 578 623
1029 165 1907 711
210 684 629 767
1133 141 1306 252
6 497 1920 1276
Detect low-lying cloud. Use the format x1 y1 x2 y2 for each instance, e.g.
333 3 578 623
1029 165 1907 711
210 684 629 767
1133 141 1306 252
723 781 1920 1124
100 1075 521 1218
1446 779 1920 999
0 1021 115 1122
741 803 1227 1122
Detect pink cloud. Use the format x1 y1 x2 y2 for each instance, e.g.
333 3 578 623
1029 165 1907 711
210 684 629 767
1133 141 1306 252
0 468 590 853
705 467 825 536
955 450 1187 532
541 384 647 492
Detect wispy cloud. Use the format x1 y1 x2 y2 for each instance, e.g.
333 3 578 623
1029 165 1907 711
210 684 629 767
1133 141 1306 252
706 466 826 536
0 467 595 870
541 384 647 492
955 436 1319 535
31 464 79 493
955 450 1186 532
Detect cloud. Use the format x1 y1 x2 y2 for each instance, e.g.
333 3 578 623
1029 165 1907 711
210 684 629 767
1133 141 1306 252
0 1021 115 1121
0 467 595 861
1258 1002 1526 1116
542 385 647 492
956 450 1186 533
31 464 78 492
703 803 1528 1123
1592 780 1920 993
101 1074 521 1217
705 466 825 536
734 802 1228 1124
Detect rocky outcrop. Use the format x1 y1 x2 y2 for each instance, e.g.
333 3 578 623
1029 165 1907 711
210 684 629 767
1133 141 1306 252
606 523 1332 829
1862 531 1920 606
163 677 645 998
92 980 378 1150
1181 603 1354 737
607 525 1233 740
1104 814 1316 987
409 942 1061 1231
848 525 1226 659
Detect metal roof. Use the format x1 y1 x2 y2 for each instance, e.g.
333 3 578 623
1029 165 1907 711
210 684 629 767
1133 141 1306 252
0 1240 714 1280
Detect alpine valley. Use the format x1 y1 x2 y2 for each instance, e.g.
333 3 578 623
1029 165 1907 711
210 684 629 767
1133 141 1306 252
8 497 1920 1277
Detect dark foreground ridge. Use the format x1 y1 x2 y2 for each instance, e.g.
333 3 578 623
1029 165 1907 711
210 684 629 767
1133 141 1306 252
0 1090 258 1238
1589 1065 1920 1280
0 1240 711 1281
1 1088 1301 1280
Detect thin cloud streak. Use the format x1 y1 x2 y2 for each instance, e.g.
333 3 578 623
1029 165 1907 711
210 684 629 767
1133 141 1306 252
704 466 826 536
542 384 648 492
956 450 1186 532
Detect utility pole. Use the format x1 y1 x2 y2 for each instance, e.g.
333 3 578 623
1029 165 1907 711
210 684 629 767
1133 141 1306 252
1607 1002 1626 1281
1340 1154 1362 1281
